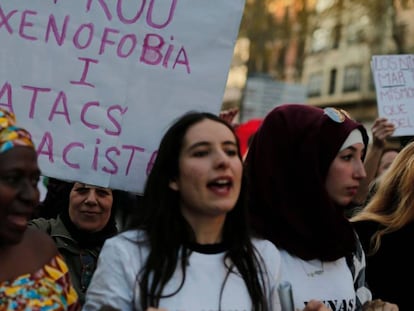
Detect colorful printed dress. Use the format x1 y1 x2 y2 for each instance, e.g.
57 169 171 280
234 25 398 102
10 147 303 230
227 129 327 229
0 254 80 311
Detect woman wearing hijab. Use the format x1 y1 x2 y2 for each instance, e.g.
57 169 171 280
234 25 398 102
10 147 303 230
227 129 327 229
245 104 398 311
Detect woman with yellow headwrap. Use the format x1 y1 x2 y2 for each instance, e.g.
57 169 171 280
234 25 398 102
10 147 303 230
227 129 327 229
0 108 80 310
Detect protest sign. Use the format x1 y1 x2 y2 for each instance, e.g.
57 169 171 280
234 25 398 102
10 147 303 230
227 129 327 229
371 54 414 137
0 0 245 193
241 74 306 123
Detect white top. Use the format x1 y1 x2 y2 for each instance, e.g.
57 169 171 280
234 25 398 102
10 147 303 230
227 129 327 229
279 250 356 311
82 230 282 311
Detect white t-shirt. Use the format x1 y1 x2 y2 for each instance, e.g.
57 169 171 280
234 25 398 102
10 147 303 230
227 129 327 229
82 230 282 311
279 250 356 311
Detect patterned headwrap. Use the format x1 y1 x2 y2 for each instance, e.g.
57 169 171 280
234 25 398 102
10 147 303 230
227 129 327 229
0 108 35 153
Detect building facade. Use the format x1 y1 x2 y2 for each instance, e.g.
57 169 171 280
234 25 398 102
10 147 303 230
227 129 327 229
302 0 414 127
225 0 414 131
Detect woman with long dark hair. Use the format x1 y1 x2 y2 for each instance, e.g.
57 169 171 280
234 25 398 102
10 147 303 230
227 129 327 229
83 111 280 311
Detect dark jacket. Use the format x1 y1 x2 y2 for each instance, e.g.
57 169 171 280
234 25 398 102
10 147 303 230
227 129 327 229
29 216 101 305
353 220 414 311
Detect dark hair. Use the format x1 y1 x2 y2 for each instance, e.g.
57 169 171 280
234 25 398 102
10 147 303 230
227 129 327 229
130 111 269 310
399 135 414 148
33 178 74 219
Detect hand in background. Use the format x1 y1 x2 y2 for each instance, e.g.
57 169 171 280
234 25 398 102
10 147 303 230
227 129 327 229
371 118 395 148
219 107 239 127
362 299 399 311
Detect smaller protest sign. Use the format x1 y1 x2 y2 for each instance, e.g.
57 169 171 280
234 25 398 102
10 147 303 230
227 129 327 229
371 54 414 137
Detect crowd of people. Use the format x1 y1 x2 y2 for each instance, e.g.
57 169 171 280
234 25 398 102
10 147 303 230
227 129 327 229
0 103 408 311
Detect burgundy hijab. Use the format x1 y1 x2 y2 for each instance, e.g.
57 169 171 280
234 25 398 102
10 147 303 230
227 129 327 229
245 104 368 261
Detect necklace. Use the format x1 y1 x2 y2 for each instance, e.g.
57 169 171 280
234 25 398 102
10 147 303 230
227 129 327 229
301 259 324 277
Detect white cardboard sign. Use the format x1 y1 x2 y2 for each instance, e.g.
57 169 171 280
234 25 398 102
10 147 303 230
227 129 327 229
371 54 414 137
0 1 245 194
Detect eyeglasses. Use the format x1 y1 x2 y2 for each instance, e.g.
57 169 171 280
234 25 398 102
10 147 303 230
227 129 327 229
80 252 96 292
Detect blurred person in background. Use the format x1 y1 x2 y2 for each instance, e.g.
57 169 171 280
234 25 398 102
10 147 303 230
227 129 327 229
351 117 396 212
